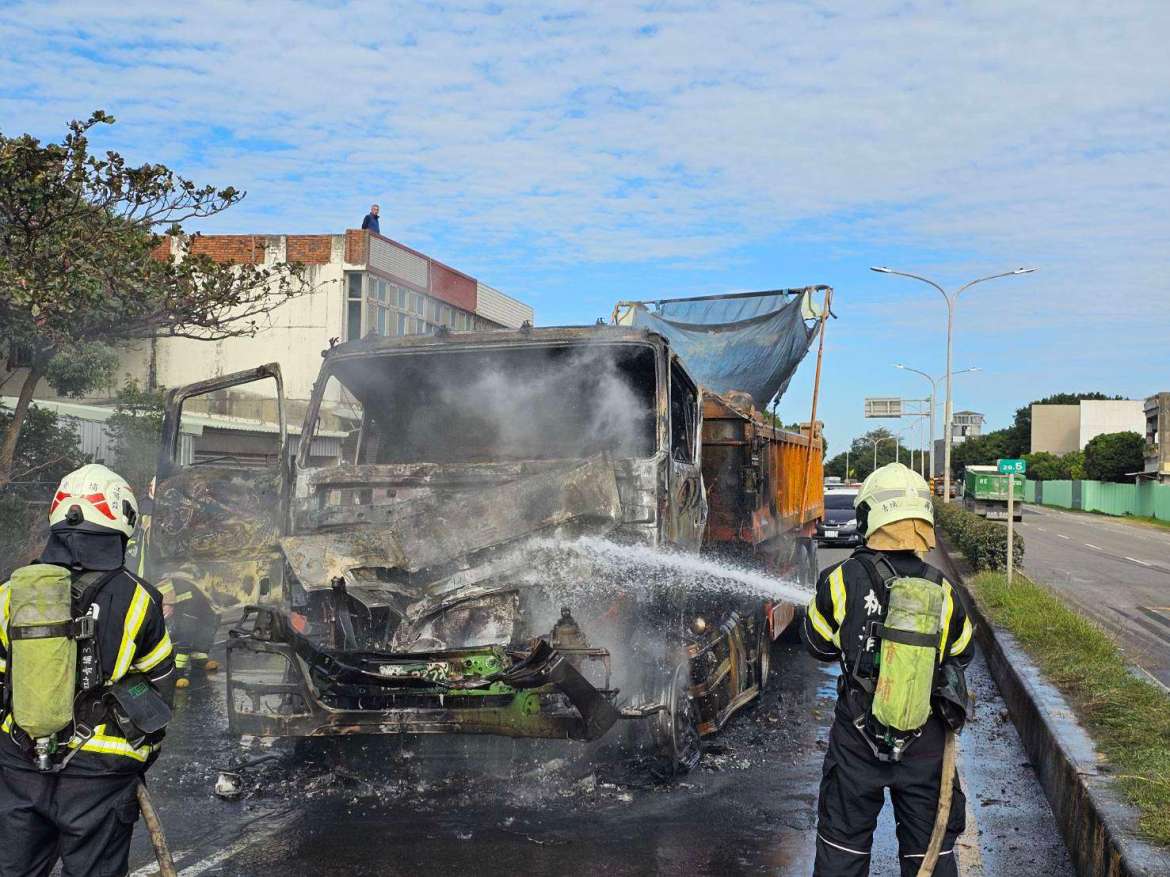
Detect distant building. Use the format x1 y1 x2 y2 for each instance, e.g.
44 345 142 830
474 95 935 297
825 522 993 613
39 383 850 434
933 411 984 474
1030 400 1145 455
0 229 534 419
1143 393 1170 482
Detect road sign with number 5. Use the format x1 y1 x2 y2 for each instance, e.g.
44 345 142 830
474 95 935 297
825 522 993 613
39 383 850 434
997 458 1026 475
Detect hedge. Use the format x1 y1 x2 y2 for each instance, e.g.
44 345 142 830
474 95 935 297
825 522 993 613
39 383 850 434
932 497 1023 571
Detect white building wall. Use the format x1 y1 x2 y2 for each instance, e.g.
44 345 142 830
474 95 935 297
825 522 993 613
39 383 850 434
138 260 344 405
1078 400 1145 447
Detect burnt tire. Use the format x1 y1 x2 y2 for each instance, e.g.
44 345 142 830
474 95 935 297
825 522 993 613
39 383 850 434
757 615 773 692
648 660 702 777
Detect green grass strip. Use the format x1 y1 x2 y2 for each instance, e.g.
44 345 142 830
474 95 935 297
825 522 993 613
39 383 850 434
970 571 1170 846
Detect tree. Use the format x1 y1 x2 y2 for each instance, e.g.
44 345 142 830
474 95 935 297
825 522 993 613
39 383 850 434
949 428 1014 475
106 381 166 498
1083 431 1145 483
0 111 310 487
824 427 901 482
0 403 87 491
1022 449 1085 481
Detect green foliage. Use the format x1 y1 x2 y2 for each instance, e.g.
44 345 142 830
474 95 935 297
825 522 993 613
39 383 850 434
971 571 1170 845
106 381 166 497
0 403 87 487
823 427 915 482
1022 449 1085 481
0 111 311 485
42 341 118 397
948 428 1014 474
0 492 42 580
1083 431 1145 483
933 497 1022 571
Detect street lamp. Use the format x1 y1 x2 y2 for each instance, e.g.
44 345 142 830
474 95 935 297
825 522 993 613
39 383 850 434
869 435 895 471
894 364 981 478
873 266 1036 501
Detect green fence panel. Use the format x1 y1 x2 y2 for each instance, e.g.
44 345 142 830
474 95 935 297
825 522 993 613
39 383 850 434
1043 480 1073 508
1025 480 1037 502
1152 483 1170 521
1082 481 1138 516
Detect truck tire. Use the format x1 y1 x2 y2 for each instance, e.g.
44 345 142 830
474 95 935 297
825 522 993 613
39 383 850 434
648 660 702 777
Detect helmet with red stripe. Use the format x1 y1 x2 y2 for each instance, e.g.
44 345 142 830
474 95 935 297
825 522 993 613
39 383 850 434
48 463 138 539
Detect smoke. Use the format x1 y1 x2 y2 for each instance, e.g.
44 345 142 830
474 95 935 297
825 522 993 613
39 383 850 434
335 341 657 464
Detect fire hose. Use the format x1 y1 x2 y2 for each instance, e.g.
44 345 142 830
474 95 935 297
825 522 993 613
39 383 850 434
137 780 178 877
916 729 957 877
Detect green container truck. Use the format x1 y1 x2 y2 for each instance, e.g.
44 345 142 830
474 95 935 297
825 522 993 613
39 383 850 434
962 465 1024 521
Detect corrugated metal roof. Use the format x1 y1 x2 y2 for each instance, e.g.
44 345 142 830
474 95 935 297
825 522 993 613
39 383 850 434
475 281 535 328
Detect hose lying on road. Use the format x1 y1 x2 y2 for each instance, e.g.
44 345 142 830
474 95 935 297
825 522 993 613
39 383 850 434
916 729 957 877
137 780 178 877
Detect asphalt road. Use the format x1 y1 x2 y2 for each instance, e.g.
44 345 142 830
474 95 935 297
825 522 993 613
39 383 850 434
1017 504 1170 689
124 546 1071 876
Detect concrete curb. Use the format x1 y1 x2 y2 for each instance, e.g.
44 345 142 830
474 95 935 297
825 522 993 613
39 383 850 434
934 538 1170 877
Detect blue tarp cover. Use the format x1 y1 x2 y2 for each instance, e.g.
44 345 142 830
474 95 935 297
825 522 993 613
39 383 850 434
628 290 821 407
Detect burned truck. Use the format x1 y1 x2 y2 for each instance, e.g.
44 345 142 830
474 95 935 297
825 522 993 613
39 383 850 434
149 290 826 771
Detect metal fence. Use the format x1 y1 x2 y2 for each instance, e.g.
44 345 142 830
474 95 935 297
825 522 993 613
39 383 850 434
1026 479 1170 521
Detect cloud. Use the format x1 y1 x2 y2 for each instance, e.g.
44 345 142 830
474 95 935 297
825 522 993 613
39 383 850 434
2 0 1168 441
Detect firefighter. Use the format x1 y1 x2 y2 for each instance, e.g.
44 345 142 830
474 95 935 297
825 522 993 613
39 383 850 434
156 564 219 688
0 464 174 877
802 463 974 877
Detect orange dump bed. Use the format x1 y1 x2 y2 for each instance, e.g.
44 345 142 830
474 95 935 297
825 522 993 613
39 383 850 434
700 393 824 552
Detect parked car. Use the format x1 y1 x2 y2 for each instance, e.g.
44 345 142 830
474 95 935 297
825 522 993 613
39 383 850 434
817 488 861 546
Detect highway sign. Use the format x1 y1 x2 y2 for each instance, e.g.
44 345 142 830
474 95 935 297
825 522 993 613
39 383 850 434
997 458 1026 475
864 397 903 418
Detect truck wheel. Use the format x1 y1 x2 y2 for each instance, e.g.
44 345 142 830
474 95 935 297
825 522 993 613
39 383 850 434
650 661 702 777
757 617 772 691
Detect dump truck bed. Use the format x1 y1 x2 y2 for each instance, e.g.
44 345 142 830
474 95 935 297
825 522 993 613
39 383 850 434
701 392 823 554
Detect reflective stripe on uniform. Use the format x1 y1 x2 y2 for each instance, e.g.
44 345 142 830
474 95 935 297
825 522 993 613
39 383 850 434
817 833 870 856
72 723 154 763
132 630 173 673
1 713 11 733
0 586 9 649
828 566 847 645
806 600 836 645
111 585 152 682
949 618 974 656
937 585 955 661
0 658 6 674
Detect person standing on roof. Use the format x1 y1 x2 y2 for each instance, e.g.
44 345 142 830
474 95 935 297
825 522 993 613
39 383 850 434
803 462 975 877
361 203 380 235
0 464 175 877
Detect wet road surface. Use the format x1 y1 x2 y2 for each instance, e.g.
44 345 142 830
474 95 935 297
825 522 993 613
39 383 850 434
128 547 1072 876
1018 504 1170 688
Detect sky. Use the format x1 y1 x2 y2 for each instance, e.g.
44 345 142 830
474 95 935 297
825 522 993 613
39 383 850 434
2 1 1168 450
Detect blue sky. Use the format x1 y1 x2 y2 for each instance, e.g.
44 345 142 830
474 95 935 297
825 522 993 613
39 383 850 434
3 1 1168 449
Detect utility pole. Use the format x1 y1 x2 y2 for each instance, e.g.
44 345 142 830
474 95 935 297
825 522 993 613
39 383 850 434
874 266 1035 501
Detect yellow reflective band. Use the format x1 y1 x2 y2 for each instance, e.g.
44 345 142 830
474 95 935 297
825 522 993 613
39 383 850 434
829 566 847 628
949 618 974 656
132 631 173 673
0 586 10 650
73 724 154 763
0 658 6 674
157 582 175 595
938 586 955 662
806 601 835 645
1 713 11 733
112 586 151 682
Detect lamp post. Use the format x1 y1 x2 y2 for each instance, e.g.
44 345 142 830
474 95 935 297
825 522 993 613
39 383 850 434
894 364 981 479
869 435 895 471
874 266 1036 501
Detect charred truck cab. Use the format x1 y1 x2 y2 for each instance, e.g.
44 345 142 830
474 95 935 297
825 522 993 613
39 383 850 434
155 293 826 773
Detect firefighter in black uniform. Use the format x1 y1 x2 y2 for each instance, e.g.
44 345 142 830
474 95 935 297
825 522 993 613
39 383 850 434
803 463 975 877
0 464 174 877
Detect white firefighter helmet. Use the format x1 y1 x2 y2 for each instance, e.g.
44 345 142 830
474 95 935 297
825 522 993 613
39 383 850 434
854 462 934 535
48 463 138 539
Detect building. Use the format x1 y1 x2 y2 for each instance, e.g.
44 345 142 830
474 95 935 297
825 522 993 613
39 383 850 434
932 410 984 474
1 228 533 414
1030 400 1145 455
1143 393 1170 482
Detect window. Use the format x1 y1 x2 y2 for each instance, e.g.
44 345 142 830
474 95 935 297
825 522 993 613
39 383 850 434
669 361 698 463
346 273 364 341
